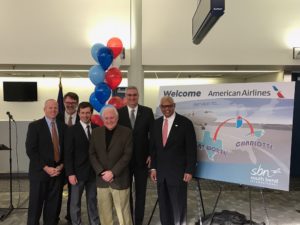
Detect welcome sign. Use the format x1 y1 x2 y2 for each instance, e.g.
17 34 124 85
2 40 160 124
157 82 295 191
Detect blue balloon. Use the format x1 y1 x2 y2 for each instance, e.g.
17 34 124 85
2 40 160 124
97 47 113 70
88 65 105 86
89 92 104 112
91 43 105 63
94 82 112 104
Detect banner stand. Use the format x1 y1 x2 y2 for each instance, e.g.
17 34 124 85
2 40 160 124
201 184 223 225
260 189 270 225
195 179 206 225
249 188 253 225
146 198 158 225
198 184 269 225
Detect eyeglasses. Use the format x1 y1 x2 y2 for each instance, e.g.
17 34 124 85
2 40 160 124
160 104 174 109
126 94 138 97
65 101 77 105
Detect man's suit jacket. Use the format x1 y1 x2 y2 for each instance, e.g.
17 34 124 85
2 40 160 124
89 125 133 190
64 122 97 182
26 117 66 181
118 105 154 167
150 113 197 185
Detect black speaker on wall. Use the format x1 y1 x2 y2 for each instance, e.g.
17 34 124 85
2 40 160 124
3 81 38 102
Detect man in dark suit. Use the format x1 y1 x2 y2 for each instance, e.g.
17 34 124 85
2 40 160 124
64 102 100 225
150 96 197 225
89 106 133 225
118 86 154 225
26 99 66 225
56 91 79 223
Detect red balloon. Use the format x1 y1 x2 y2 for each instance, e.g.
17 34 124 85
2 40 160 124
91 114 104 127
105 67 122 90
107 37 123 59
108 96 124 109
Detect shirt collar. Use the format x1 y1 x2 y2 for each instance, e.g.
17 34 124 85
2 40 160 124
163 112 176 121
127 105 138 112
65 111 77 118
80 120 91 129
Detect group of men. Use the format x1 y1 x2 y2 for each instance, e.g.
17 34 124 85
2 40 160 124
25 86 197 225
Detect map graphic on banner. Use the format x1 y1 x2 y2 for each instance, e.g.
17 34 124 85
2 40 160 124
157 82 295 191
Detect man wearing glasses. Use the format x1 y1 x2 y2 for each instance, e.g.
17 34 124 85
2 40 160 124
150 96 197 225
57 92 80 224
118 86 154 225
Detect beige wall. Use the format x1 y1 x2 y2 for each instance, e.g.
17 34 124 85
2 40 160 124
0 74 284 121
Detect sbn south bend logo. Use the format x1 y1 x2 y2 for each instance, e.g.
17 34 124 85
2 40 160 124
213 116 260 141
272 85 284 98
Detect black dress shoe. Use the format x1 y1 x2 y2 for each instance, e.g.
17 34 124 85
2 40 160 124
65 215 71 222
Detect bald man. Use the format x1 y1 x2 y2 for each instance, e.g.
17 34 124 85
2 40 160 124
150 96 197 225
26 99 66 225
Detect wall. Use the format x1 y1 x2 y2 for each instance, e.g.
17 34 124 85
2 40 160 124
0 0 299 67
0 75 283 173
142 0 300 66
0 0 131 65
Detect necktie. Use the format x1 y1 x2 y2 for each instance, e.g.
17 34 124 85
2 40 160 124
51 121 60 162
162 118 168 146
68 116 73 126
130 109 135 128
87 125 91 140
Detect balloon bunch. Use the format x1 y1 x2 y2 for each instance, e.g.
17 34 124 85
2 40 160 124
89 38 125 126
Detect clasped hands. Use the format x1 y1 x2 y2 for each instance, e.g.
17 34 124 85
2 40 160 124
43 164 63 177
101 170 114 183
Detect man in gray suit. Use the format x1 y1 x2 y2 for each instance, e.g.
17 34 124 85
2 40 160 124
89 106 133 225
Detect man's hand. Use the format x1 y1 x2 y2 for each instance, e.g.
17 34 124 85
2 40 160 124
68 175 78 185
56 163 64 172
146 156 151 168
101 170 114 183
183 173 192 183
43 166 60 177
150 169 157 183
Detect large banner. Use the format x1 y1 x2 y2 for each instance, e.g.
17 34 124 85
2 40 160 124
157 82 295 191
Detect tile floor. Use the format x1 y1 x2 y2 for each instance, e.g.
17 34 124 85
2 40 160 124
1 178 300 225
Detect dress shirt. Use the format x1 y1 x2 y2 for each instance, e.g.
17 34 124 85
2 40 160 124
80 120 91 139
163 112 175 138
45 116 60 152
127 105 138 119
64 111 77 125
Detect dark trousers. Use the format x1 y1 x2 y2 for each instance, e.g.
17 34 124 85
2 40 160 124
157 179 187 225
130 166 148 225
27 176 64 225
70 179 100 225
66 182 72 220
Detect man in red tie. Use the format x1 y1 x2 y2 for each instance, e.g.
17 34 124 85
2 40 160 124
150 96 197 225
